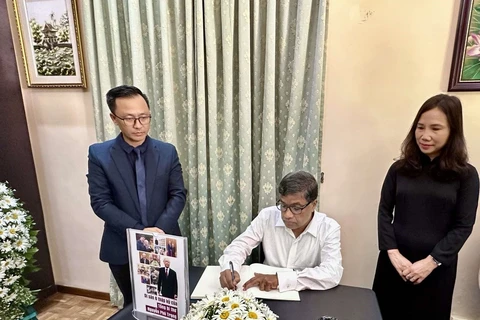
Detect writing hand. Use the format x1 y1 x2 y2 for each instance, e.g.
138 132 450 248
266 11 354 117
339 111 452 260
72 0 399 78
219 269 240 290
243 273 278 292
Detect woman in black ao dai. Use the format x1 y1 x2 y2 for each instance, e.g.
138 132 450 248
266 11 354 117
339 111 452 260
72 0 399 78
372 94 479 320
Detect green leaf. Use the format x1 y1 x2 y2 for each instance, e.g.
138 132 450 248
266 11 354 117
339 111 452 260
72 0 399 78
462 57 480 80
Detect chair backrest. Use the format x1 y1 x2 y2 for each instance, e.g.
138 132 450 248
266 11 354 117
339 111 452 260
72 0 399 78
249 243 265 264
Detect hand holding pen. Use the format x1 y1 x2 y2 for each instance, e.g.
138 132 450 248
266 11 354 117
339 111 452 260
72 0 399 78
219 261 240 290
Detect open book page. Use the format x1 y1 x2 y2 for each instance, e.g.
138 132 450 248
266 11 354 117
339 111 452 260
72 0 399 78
191 264 300 301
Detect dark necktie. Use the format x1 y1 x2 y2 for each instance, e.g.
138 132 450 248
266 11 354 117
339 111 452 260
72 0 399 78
166 268 169 277
134 148 148 226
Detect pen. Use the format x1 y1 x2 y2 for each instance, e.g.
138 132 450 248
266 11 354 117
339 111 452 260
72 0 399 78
229 261 235 284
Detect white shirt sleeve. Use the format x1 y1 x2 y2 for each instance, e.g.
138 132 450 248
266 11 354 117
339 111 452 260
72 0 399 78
218 213 265 272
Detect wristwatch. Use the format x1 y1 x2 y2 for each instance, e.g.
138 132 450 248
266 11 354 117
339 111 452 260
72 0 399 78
432 257 442 267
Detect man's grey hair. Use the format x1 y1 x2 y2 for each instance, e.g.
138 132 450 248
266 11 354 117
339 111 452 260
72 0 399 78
278 171 318 203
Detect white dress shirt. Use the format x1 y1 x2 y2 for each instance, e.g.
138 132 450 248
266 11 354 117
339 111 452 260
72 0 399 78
219 206 343 292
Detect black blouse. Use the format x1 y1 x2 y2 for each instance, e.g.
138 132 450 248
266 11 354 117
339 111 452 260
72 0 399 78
377 159 479 266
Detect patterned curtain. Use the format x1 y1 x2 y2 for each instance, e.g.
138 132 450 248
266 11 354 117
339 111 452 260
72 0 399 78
82 0 327 307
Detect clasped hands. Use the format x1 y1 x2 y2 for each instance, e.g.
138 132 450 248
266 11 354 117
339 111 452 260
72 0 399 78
219 270 279 292
388 249 437 285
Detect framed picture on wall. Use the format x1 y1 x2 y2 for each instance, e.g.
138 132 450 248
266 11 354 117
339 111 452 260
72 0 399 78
12 0 86 88
448 0 480 91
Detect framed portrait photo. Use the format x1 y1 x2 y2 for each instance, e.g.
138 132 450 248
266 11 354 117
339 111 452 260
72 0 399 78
12 0 86 88
448 0 480 91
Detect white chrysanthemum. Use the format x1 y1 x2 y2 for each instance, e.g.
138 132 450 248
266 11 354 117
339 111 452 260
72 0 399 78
0 182 38 319
0 240 13 253
4 275 20 286
199 294 217 309
9 209 26 223
264 311 278 320
13 238 29 252
1 196 17 208
0 183 7 194
244 304 266 320
0 287 9 298
0 199 8 209
15 257 27 269
218 290 237 304
0 228 7 239
1 258 15 270
213 307 242 320
185 289 277 320
228 296 247 312
7 226 20 238
15 225 29 238
5 291 18 302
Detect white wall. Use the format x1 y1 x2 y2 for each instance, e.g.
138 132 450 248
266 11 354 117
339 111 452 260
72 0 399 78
6 1 109 293
321 1 480 319
6 0 480 318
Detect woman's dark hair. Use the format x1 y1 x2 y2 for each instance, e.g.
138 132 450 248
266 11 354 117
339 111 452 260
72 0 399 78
397 94 468 177
278 171 318 203
106 85 150 113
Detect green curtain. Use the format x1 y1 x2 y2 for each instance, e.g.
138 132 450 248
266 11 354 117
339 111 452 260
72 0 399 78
82 0 327 307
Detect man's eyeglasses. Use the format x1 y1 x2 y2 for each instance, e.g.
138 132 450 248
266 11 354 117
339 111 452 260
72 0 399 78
113 113 151 126
276 200 312 215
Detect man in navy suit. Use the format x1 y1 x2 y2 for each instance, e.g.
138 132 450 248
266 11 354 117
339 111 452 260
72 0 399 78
87 85 186 307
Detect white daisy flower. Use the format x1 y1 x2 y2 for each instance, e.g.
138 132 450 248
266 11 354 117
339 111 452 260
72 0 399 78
219 290 236 304
7 226 19 238
0 199 8 209
0 268 5 280
4 275 20 286
0 228 7 239
245 305 266 320
228 296 247 312
13 238 29 252
185 288 278 320
1 258 15 270
0 287 9 298
5 292 17 302
1 196 17 208
0 240 13 253
213 307 242 320
9 209 26 223
14 257 27 269
0 183 7 194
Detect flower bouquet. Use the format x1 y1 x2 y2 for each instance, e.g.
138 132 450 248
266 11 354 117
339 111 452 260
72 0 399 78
182 288 278 320
0 182 39 320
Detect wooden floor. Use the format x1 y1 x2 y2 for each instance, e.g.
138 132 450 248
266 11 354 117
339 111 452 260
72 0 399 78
36 292 118 320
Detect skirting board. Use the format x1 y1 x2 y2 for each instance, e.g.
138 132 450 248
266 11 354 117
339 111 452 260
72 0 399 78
451 316 470 320
57 285 110 301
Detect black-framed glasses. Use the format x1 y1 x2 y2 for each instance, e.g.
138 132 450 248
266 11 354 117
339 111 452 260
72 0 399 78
276 200 312 215
112 113 151 126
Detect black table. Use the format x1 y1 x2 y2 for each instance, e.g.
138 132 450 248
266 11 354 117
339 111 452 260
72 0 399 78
109 266 382 320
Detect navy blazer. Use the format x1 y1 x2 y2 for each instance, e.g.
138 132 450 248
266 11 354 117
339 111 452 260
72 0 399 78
87 135 187 265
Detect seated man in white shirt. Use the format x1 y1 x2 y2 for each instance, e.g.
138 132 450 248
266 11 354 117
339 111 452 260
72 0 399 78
218 170 343 292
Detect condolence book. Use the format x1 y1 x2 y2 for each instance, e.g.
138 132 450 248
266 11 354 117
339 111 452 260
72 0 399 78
191 264 300 301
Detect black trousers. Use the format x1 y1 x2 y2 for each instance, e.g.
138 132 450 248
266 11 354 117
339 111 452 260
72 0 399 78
109 263 133 307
